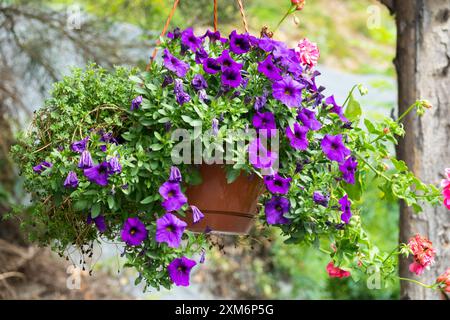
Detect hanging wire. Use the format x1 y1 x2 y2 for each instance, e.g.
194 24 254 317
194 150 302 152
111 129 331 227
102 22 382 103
146 0 180 71
236 0 249 33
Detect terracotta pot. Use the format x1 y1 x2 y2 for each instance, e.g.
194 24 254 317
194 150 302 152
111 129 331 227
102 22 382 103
183 164 264 235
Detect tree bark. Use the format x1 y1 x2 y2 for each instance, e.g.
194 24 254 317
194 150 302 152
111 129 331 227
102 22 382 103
392 0 450 300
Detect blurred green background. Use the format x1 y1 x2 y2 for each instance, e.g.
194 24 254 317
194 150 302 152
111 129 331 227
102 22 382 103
1 0 399 299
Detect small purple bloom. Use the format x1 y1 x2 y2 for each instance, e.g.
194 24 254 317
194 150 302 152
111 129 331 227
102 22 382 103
248 138 278 169
339 156 358 184
155 212 187 248
78 150 93 169
286 123 309 150
191 74 207 91
313 191 329 207
190 205 204 224
174 79 191 106
33 161 52 174
264 174 291 195
63 171 79 188
108 156 122 174
212 118 219 136
221 67 242 88
198 89 208 103
167 27 181 40
321 134 351 163
162 75 174 88
181 27 202 52
87 214 107 233
272 76 304 108
265 196 290 225
121 217 148 246
169 166 182 182
257 55 282 81
203 57 221 74
229 30 251 54
163 49 189 77
339 194 352 224
254 91 269 111
167 256 196 287
202 29 227 43
131 95 142 111
84 162 110 186
325 95 348 122
71 136 89 153
159 181 188 211
217 49 242 71
297 108 322 131
252 111 277 137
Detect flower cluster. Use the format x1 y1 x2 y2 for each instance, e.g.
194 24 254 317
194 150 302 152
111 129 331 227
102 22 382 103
436 268 450 293
13 25 442 291
441 168 450 210
407 234 436 275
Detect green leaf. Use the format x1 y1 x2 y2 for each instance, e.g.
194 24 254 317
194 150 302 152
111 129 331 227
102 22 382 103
345 94 362 121
91 203 101 219
226 168 241 184
140 196 154 204
107 196 115 210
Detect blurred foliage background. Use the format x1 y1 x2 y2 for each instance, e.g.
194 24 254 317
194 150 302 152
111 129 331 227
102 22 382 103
1 0 398 299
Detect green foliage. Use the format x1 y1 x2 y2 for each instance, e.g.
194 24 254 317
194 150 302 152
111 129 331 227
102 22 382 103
11 29 441 292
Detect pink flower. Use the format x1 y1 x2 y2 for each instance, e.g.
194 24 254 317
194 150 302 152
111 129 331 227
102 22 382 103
442 168 450 210
326 262 351 278
295 38 320 68
407 234 436 275
436 268 450 293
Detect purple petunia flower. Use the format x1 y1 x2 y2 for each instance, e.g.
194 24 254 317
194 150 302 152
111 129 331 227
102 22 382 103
63 171 79 188
297 108 322 131
163 49 189 77
84 161 110 186
321 134 351 163
254 91 269 111
190 205 204 224
229 30 251 54
121 217 148 246
202 29 227 43
264 173 291 194
325 95 348 122
155 212 187 248
130 95 142 111
167 256 196 287
248 138 278 169
33 161 52 174
313 191 329 207
191 74 208 91
257 37 283 52
78 150 93 169
203 57 221 74
286 123 309 150
169 166 182 182
212 118 219 136
167 27 181 40
174 79 191 106
257 55 282 81
108 156 122 174
252 111 277 137
194 47 208 64
162 75 174 88
339 194 352 224
272 76 304 108
159 181 188 211
71 136 89 153
180 27 202 52
221 67 242 88
87 214 107 233
265 196 290 225
339 156 358 184
217 49 242 71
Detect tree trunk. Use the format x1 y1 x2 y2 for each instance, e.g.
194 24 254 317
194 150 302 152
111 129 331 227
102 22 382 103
392 0 450 300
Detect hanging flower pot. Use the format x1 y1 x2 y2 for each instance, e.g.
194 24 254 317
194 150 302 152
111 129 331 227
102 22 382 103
10 2 443 292
183 164 264 234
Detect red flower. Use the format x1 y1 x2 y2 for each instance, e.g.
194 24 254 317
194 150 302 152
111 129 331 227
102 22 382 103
326 262 351 278
436 268 450 293
407 234 436 275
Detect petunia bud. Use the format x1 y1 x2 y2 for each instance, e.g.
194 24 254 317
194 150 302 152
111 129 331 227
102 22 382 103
169 166 182 182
